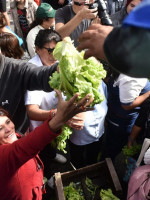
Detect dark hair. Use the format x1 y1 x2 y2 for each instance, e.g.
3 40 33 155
0 108 10 118
28 17 50 33
0 32 24 59
35 29 62 48
0 13 7 28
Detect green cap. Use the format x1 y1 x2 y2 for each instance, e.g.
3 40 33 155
36 3 56 19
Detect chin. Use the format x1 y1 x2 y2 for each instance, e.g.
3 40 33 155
6 133 18 144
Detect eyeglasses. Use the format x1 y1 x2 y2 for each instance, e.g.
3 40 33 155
43 47 55 54
74 1 90 6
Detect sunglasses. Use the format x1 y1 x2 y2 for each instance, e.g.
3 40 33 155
74 1 90 6
43 47 55 54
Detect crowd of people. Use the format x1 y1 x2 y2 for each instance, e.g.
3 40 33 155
0 0 150 199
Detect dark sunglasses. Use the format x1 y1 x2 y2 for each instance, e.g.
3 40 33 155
74 1 90 6
43 47 55 54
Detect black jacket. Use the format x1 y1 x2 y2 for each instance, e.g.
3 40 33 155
104 26 150 78
0 55 57 133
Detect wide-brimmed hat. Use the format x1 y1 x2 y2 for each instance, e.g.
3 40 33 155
36 3 56 19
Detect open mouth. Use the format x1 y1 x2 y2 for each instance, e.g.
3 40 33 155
7 133 14 138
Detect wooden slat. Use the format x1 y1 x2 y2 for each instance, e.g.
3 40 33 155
55 172 65 200
105 158 122 193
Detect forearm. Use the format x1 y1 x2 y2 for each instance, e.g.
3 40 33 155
56 15 83 39
122 91 150 110
128 125 142 147
22 61 58 91
26 105 56 121
27 105 50 121
3 12 10 26
129 125 142 141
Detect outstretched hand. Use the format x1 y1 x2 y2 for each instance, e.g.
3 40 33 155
49 90 93 132
77 24 113 60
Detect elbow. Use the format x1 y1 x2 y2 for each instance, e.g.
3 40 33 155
121 105 133 110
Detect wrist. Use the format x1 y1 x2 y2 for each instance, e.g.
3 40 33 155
48 116 64 133
49 109 56 119
76 11 84 21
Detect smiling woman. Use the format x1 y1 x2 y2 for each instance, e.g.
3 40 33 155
0 108 17 145
0 90 93 200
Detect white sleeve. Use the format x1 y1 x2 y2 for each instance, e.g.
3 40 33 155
25 90 43 106
116 74 147 104
144 147 150 165
26 31 36 58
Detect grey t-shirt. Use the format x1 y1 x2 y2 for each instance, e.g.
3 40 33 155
55 5 91 47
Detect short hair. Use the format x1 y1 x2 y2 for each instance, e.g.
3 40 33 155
35 29 62 48
0 32 24 59
0 13 7 28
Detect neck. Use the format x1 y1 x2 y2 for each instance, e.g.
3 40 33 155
41 23 50 29
72 4 83 14
17 2 25 9
41 58 56 66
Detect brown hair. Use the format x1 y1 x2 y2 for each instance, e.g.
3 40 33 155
0 13 7 28
0 108 9 118
0 32 24 59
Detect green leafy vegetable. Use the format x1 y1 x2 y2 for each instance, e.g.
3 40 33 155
51 125 72 153
49 37 106 153
122 145 142 158
100 189 120 200
85 177 98 199
49 37 106 105
64 182 85 200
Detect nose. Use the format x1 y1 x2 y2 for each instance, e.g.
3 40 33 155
5 125 12 133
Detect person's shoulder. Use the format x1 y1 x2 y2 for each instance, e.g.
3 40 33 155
29 54 42 66
111 7 127 26
56 4 72 12
27 25 41 38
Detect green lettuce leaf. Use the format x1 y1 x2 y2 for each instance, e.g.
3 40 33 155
49 37 106 105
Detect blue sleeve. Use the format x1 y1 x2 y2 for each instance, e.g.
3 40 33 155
6 26 23 46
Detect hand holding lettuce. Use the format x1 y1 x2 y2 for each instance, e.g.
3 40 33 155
49 37 106 153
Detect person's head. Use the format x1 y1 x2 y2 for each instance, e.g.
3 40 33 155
0 13 7 29
0 32 24 59
126 0 142 14
0 108 17 145
73 0 92 8
35 29 61 65
15 0 25 3
30 3 56 29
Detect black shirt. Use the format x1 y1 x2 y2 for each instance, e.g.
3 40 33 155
0 0 6 12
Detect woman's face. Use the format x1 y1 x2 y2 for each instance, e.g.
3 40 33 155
127 0 141 14
0 116 17 145
36 40 57 65
43 18 55 29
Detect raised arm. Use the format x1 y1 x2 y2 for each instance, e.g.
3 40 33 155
55 6 97 39
1 90 93 173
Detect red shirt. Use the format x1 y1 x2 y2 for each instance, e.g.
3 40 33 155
0 120 60 200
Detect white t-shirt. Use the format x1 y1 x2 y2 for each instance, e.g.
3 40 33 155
25 54 58 131
26 25 44 58
113 74 148 105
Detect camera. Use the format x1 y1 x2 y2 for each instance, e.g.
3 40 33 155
89 0 113 26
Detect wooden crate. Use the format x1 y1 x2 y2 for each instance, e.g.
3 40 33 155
54 158 122 200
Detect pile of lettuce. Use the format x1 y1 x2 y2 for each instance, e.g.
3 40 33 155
49 37 106 152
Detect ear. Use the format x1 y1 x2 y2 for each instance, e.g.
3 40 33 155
35 46 39 53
